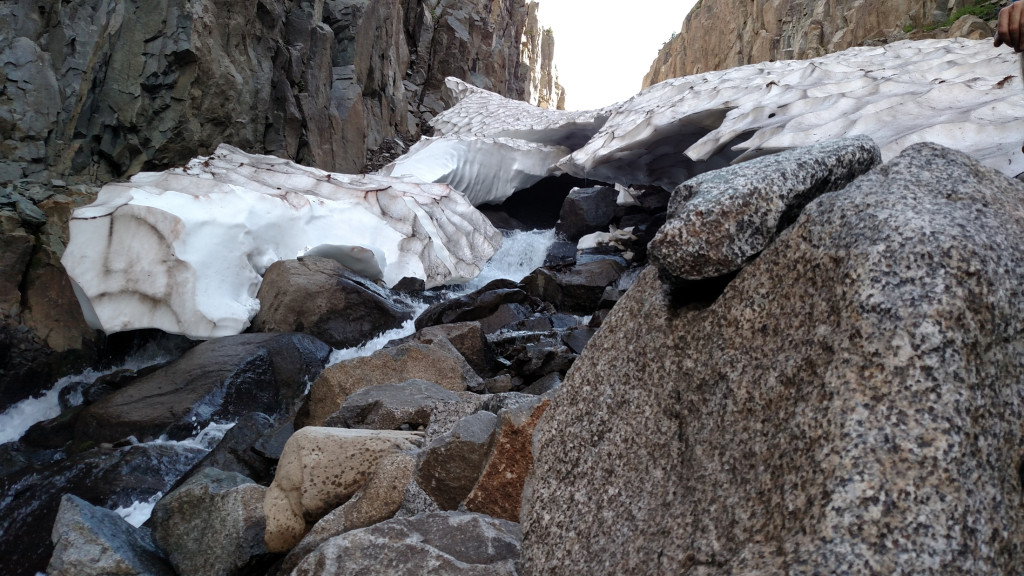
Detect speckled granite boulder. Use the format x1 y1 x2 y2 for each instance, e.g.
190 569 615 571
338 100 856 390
273 452 417 576
47 495 174 576
290 512 521 576
521 143 1024 574
149 468 272 576
649 136 880 282
264 427 421 553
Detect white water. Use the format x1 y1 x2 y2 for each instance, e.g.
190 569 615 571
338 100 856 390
113 491 163 527
326 228 556 366
109 421 236 527
457 228 556 293
34 228 557 529
0 340 189 445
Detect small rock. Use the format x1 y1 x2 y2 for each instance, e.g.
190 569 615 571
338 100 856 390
47 494 175 576
416 411 497 510
149 468 274 576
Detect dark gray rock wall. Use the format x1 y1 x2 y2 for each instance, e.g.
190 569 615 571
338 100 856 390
0 0 562 184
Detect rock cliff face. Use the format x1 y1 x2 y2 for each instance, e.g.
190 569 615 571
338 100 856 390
0 0 563 185
643 0 1000 86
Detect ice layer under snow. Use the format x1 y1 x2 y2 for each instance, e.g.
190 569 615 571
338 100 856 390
62 144 502 339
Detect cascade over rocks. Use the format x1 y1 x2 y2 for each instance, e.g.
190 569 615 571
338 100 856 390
520 143 1024 574
0 442 207 576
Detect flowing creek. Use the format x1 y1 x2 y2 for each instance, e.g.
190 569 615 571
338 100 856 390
3 228 556 529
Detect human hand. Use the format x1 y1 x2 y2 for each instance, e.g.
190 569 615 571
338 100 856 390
996 0 1024 52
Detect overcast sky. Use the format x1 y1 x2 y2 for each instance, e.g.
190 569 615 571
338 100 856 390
538 0 699 110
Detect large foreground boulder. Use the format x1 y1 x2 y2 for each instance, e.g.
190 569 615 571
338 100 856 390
521 143 1024 574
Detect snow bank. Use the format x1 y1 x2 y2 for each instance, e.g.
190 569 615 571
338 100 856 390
63 145 501 339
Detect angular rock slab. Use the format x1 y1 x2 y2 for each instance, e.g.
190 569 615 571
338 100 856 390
649 136 880 281
464 396 549 522
325 379 461 430
149 468 271 576
264 427 421 553
75 332 330 443
300 335 481 427
521 144 1024 574
47 494 175 576
290 512 521 576
61 144 501 338
416 411 498 511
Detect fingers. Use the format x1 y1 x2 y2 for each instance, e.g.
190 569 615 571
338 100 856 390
996 2 1024 52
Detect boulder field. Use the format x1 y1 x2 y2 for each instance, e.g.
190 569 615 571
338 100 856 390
16 135 1024 576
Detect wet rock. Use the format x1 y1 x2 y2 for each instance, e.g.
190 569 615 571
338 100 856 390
0 224 33 318
291 512 520 576
415 279 553 334
416 411 497 511
521 144 1024 574
556 186 618 241
488 329 577 381
172 412 277 489
300 336 480 427
76 333 330 444
521 372 561 396
464 397 549 522
47 494 175 576
264 427 421 553
252 257 414 349
274 451 416 576
649 136 881 283
0 443 206 576
325 380 460 430
150 468 274 576
542 239 576 267
521 259 625 314
408 321 499 379
21 405 87 449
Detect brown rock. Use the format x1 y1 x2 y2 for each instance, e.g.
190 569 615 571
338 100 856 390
643 0 980 85
300 337 481 427
464 397 548 521
252 256 413 349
